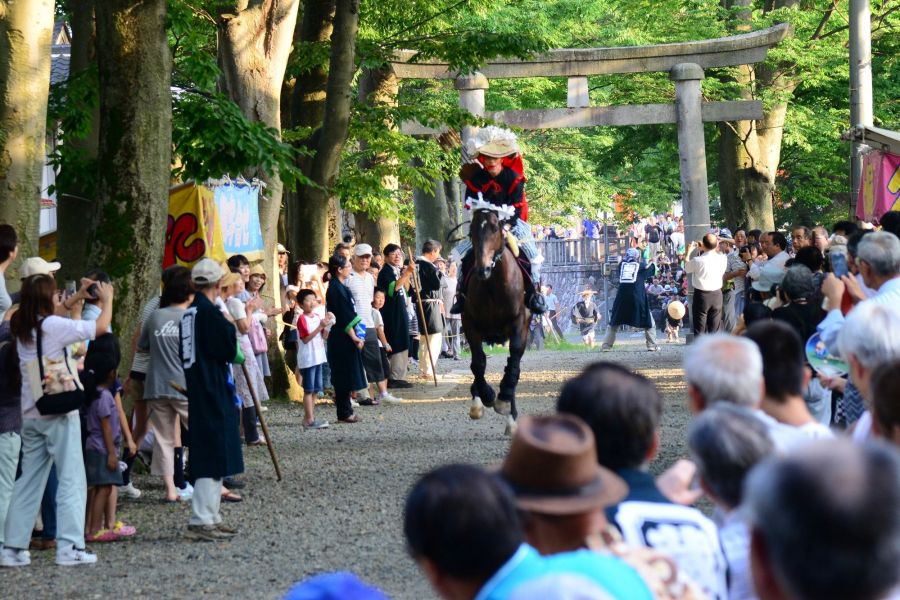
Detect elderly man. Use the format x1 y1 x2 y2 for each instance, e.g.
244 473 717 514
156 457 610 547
789 226 811 252
744 439 900 600
557 363 726 599
683 333 808 452
819 231 900 351
684 233 728 335
835 302 900 439
377 244 414 388
749 232 790 298
688 404 774 600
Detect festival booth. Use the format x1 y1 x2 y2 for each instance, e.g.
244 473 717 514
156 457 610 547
165 177 265 267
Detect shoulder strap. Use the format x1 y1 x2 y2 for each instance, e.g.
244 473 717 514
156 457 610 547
36 319 46 381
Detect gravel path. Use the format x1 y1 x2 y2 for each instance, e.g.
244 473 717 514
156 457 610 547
3 335 689 599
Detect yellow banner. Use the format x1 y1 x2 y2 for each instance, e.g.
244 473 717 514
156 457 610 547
164 184 226 268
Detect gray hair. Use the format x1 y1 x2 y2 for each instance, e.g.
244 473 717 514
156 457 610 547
684 334 763 407
838 302 900 369
856 231 900 276
780 265 815 301
743 439 900 600
688 404 774 508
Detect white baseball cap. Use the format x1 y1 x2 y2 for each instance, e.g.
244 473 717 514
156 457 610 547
354 243 373 257
20 257 61 279
191 258 224 284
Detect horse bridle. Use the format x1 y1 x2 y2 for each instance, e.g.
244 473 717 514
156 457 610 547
476 211 506 269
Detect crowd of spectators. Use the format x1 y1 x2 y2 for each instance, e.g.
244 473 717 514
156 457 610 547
400 214 900 600
0 223 466 561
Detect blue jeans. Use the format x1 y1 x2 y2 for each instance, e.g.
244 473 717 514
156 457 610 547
300 364 324 393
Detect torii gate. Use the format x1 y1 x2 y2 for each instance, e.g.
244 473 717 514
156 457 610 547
391 24 791 247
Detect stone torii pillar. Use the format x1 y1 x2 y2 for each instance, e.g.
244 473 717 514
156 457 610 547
456 72 489 157
670 63 711 246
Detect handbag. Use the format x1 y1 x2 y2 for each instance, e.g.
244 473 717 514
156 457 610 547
248 317 269 354
34 322 85 415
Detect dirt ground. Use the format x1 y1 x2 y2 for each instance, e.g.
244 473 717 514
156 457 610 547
0 334 690 599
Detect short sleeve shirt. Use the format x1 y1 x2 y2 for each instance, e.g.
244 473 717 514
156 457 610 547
138 306 188 401
297 309 327 369
345 271 376 327
17 316 97 419
85 388 121 453
131 296 161 374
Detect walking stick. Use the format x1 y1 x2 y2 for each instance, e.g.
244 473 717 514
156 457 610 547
407 247 439 387
173 373 283 482
240 362 283 481
542 313 562 344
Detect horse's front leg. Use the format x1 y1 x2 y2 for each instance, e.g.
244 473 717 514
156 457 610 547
466 327 495 420
496 319 526 436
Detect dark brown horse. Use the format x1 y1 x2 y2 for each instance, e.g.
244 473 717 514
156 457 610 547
461 208 530 435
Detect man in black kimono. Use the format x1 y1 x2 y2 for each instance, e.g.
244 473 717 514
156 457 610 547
601 249 660 351
181 259 242 542
411 240 445 381
571 290 601 348
378 244 414 388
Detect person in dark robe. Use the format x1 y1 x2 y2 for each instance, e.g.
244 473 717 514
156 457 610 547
571 290 601 348
450 127 546 315
377 244 415 388
180 259 242 542
602 248 660 351
410 240 445 381
325 254 365 423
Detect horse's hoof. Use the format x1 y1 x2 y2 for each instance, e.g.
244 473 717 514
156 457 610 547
469 397 484 420
504 416 517 437
494 400 511 416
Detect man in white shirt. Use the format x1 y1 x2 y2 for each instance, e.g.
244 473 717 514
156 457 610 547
745 321 833 445
345 244 378 402
684 233 728 335
819 231 900 354
749 231 790 297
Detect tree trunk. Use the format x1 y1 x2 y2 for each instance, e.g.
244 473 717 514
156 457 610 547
717 0 798 231
291 0 359 263
286 0 335 261
413 175 456 255
0 0 56 282
354 65 400 251
217 0 301 398
56 0 99 282
92 0 171 360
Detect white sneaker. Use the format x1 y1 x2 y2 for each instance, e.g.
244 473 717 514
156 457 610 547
350 399 360 408
0 547 31 567
56 544 97 566
381 393 404 404
118 482 142 499
177 482 194 501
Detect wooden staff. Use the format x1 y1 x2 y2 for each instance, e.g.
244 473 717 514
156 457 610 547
169 372 284 482
407 247 439 387
240 362 283 481
542 313 562 344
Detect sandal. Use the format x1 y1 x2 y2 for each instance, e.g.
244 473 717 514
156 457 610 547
221 491 243 503
86 529 121 543
338 414 361 424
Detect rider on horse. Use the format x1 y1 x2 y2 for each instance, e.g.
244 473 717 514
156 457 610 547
450 127 547 315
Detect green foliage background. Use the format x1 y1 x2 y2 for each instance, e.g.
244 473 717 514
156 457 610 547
49 0 900 232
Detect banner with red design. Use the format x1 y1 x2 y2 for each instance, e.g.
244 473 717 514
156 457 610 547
164 183 227 268
857 150 900 223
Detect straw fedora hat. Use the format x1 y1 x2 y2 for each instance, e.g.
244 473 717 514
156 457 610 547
498 414 627 515
667 300 686 320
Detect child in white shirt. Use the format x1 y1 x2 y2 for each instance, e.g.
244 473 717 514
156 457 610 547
296 290 333 429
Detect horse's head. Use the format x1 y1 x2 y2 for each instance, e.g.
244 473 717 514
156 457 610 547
470 209 505 280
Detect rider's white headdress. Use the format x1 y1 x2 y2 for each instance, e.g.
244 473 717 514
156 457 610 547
465 126 520 159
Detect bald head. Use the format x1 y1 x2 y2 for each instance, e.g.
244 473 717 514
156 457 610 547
702 233 718 250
